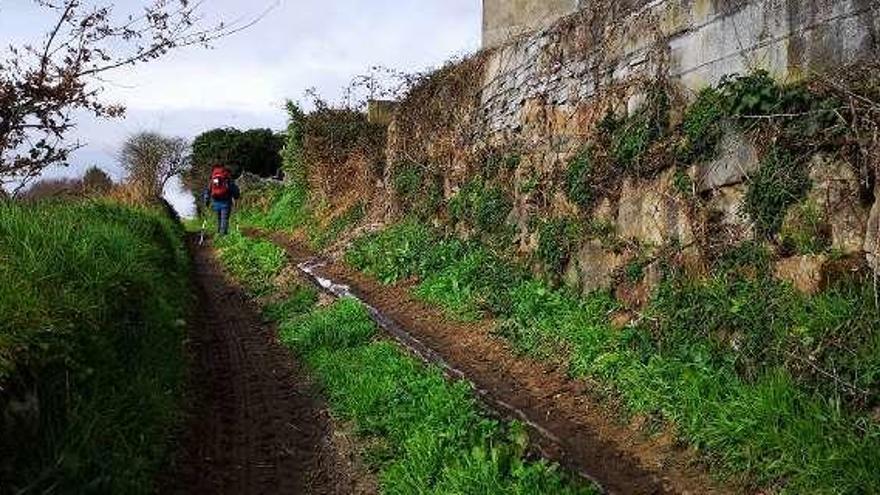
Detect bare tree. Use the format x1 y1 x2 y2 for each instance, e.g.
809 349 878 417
120 132 189 197
0 0 266 194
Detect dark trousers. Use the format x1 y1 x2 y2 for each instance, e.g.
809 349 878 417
216 206 231 235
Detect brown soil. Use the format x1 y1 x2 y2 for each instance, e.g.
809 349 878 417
160 238 374 495
266 231 735 495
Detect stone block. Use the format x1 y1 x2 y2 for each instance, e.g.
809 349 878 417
707 184 751 229
866 186 880 272
807 154 870 254
773 255 828 295
617 168 695 246
571 240 626 295
696 129 760 192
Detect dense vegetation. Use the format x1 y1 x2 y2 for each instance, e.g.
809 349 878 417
206 68 880 493
0 201 190 494
213 232 595 494
185 127 284 192
345 222 880 493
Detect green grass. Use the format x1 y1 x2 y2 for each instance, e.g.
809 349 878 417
0 200 190 494
345 222 880 494
346 221 527 317
214 231 595 494
278 299 595 494
308 202 365 250
214 229 286 298
236 180 311 232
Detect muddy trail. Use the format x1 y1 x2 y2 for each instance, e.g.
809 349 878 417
160 239 364 495
263 231 731 495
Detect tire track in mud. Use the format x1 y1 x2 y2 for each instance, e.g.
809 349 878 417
264 231 732 495
160 239 353 495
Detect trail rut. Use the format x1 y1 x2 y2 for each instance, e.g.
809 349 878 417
160 239 355 495
264 231 732 495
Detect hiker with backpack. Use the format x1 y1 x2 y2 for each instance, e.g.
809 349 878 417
203 165 240 236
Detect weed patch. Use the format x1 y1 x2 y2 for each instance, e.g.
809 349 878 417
236 180 311 232
565 147 596 210
743 149 811 238
392 161 442 219
345 222 880 493
679 87 727 162
536 218 582 273
609 86 669 174
449 179 512 234
279 299 595 494
309 202 365 249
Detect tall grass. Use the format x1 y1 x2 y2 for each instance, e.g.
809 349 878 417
0 200 190 494
235 180 311 232
345 222 880 494
214 230 285 298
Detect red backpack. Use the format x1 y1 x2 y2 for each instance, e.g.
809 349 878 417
210 166 232 200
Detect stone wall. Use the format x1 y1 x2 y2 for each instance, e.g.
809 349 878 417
481 0 879 138
482 0 579 48
386 0 880 296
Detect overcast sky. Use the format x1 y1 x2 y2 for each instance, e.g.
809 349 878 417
1 0 481 214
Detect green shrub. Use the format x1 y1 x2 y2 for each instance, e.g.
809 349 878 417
449 179 512 234
610 87 669 173
743 149 811 238
680 87 726 162
565 147 596 210
718 71 842 142
536 218 582 273
0 201 189 494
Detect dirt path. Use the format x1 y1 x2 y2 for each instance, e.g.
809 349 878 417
160 239 358 495
266 232 733 495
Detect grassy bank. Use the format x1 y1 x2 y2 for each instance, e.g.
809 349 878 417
215 231 595 494
0 200 190 494
346 221 880 494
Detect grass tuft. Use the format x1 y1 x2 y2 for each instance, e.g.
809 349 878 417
0 200 189 494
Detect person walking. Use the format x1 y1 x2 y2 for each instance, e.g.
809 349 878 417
203 165 241 236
